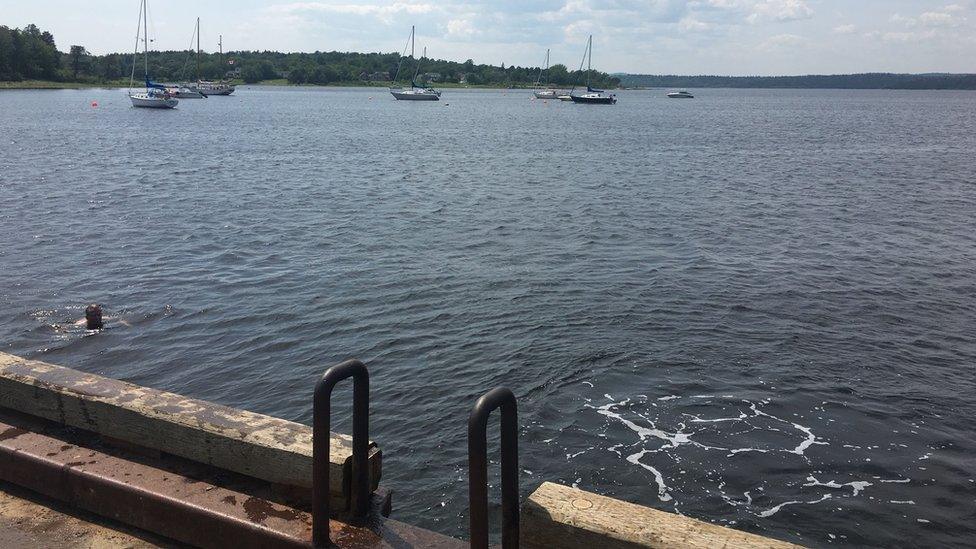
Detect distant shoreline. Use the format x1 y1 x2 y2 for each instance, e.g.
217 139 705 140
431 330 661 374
5 78 976 92
0 79 544 91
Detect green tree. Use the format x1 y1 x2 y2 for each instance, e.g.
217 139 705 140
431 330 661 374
69 45 88 79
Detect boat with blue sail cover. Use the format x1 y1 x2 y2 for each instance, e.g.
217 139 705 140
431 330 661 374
128 0 178 109
570 35 616 105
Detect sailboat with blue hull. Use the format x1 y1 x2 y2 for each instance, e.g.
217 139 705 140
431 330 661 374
128 0 178 108
570 35 616 105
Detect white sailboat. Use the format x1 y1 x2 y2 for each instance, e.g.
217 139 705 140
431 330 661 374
128 0 178 108
533 49 561 99
171 17 206 98
390 26 441 101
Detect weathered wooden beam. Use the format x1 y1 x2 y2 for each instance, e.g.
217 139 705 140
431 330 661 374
0 352 379 507
521 482 804 549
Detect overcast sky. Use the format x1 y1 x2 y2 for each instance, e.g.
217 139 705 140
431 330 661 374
3 1 974 74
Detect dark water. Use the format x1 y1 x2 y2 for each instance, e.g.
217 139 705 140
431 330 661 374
1 86 975 547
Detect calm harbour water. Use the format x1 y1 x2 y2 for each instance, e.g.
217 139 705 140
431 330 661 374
1 86 974 547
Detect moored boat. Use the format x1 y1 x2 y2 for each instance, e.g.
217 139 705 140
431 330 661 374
568 35 616 105
196 34 235 95
390 26 440 101
667 90 694 99
533 49 565 99
128 0 178 109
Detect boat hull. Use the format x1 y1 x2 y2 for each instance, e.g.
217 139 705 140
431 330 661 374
171 87 205 98
534 90 559 99
557 95 573 101
129 94 178 109
667 93 694 99
390 90 440 101
570 95 616 105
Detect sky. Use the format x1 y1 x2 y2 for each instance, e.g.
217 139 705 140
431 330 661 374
3 1 975 75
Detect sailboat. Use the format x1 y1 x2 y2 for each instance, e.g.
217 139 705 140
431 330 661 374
128 0 178 109
389 26 441 101
533 49 560 99
170 18 206 98
196 34 235 96
570 35 616 105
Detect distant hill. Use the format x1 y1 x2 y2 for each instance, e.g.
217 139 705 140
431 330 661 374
615 73 976 90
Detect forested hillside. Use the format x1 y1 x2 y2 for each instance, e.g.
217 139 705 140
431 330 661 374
0 24 620 88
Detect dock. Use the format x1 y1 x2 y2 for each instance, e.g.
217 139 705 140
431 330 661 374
0 351 802 548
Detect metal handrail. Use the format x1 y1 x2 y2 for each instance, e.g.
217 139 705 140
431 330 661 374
468 387 519 549
313 359 370 548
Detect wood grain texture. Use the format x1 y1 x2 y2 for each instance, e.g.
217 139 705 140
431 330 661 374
0 352 379 506
521 482 804 549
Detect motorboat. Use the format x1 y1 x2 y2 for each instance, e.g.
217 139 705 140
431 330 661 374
667 90 694 99
534 89 559 99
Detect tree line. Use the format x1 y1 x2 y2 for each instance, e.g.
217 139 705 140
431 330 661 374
617 73 976 90
0 23 622 88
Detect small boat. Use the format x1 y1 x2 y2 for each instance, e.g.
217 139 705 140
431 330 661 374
128 0 178 109
569 35 616 105
571 90 616 105
168 85 206 99
533 49 564 99
667 90 694 99
130 88 179 109
557 94 573 101
196 34 235 96
196 80 235 96
390 87 441 101
390 26 441 101
170 18 206 98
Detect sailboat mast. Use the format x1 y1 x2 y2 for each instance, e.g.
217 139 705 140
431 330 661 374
196 17 200 80
546 48 549 88
586 35 592 88
130 0 144 89
411 26 415 58
143 0 149 79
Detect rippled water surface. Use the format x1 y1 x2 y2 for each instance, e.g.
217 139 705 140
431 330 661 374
1 86 975 547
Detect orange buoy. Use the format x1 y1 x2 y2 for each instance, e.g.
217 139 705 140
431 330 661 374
91 101 98 107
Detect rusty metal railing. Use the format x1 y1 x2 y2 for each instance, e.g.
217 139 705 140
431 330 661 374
468 387 519 549
313 359 371 548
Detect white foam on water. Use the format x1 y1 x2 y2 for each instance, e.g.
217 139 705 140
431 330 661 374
627 449 673 501
803 476 873 496
889 500 916 505
759 494 832 518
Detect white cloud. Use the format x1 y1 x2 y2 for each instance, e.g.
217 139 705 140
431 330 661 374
759 32 805 50
746 0 814 24
833 24 856 34
446 18 480 38
679 17 711 31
